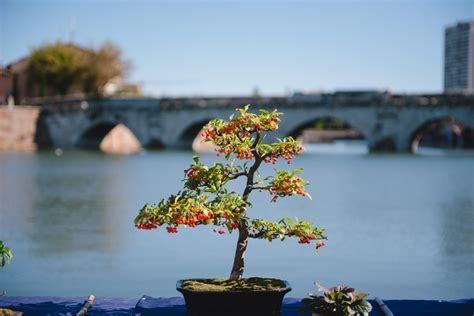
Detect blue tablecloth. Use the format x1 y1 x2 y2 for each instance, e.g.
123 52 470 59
1 295 473 315
385 299 474 316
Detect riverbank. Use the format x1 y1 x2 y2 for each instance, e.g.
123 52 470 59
0 106 142 154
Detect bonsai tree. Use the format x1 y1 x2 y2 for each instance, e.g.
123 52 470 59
135 105 326 281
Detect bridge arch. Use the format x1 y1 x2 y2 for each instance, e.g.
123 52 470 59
76 120 142 153
176 118 214 150
409 116 473 153
287 116 366 139
146 138 166 150
34 111 53 149
284 115 369 153
284 111 372 141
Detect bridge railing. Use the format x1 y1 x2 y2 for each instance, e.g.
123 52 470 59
34 93 474 112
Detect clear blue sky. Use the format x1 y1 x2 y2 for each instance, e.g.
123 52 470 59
1 0 473 96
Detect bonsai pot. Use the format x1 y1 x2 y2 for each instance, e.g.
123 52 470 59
176 279 292 316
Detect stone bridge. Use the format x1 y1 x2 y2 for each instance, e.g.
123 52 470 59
36 95 474 153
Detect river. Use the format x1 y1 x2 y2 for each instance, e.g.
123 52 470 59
0 149 473 299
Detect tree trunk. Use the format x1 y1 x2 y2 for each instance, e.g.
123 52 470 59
229 145 263 281
229 226 249 280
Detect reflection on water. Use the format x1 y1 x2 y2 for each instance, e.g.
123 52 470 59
304 140 368 155
416 146 474 157
26 155 128 256
0 151 473 299
439 198 474 273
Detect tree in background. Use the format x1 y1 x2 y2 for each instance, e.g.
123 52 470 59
28 43 85 96
27 42 127 97
81 42 128 95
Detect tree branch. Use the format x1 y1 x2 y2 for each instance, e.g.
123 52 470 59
248 230 267 239
228 172 247 180
251 132 261 150
250 185 270 191
235 132 244 143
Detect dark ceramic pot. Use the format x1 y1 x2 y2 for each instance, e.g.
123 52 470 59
176 279 292 316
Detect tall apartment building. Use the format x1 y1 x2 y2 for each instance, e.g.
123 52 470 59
444 21 474 94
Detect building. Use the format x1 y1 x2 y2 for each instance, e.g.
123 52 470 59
5 57 44 105
103 76 142 96
444 21 474 94
0 68 12 105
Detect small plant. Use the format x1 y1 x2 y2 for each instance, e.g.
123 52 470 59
0 241 12 267
135 105 326 281
300 283 372 316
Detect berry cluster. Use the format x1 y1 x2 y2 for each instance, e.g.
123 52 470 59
288 230 326 249
135 207 160 230
201 129 217 140
218 115 279 135
201 107 283 161
185 166 204 179
297 234 316 244
185 165 209 189
316 241 326 250
267 171 309 202
177 217 196 226
173 204 215 228
215 147 254 160
252 117 279 133
235 149 254 160
166 227 178 233
270 178 307 196
228 222 239 230
136 222 159 230
263 143 303 165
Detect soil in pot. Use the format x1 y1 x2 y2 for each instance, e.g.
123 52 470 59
177 277 292 316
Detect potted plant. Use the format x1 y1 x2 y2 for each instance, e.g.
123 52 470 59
135 105 326 315
0 241 12 268
300 283 372 316
0 241 21 316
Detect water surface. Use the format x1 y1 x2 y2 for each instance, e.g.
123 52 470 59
0 150 473 299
